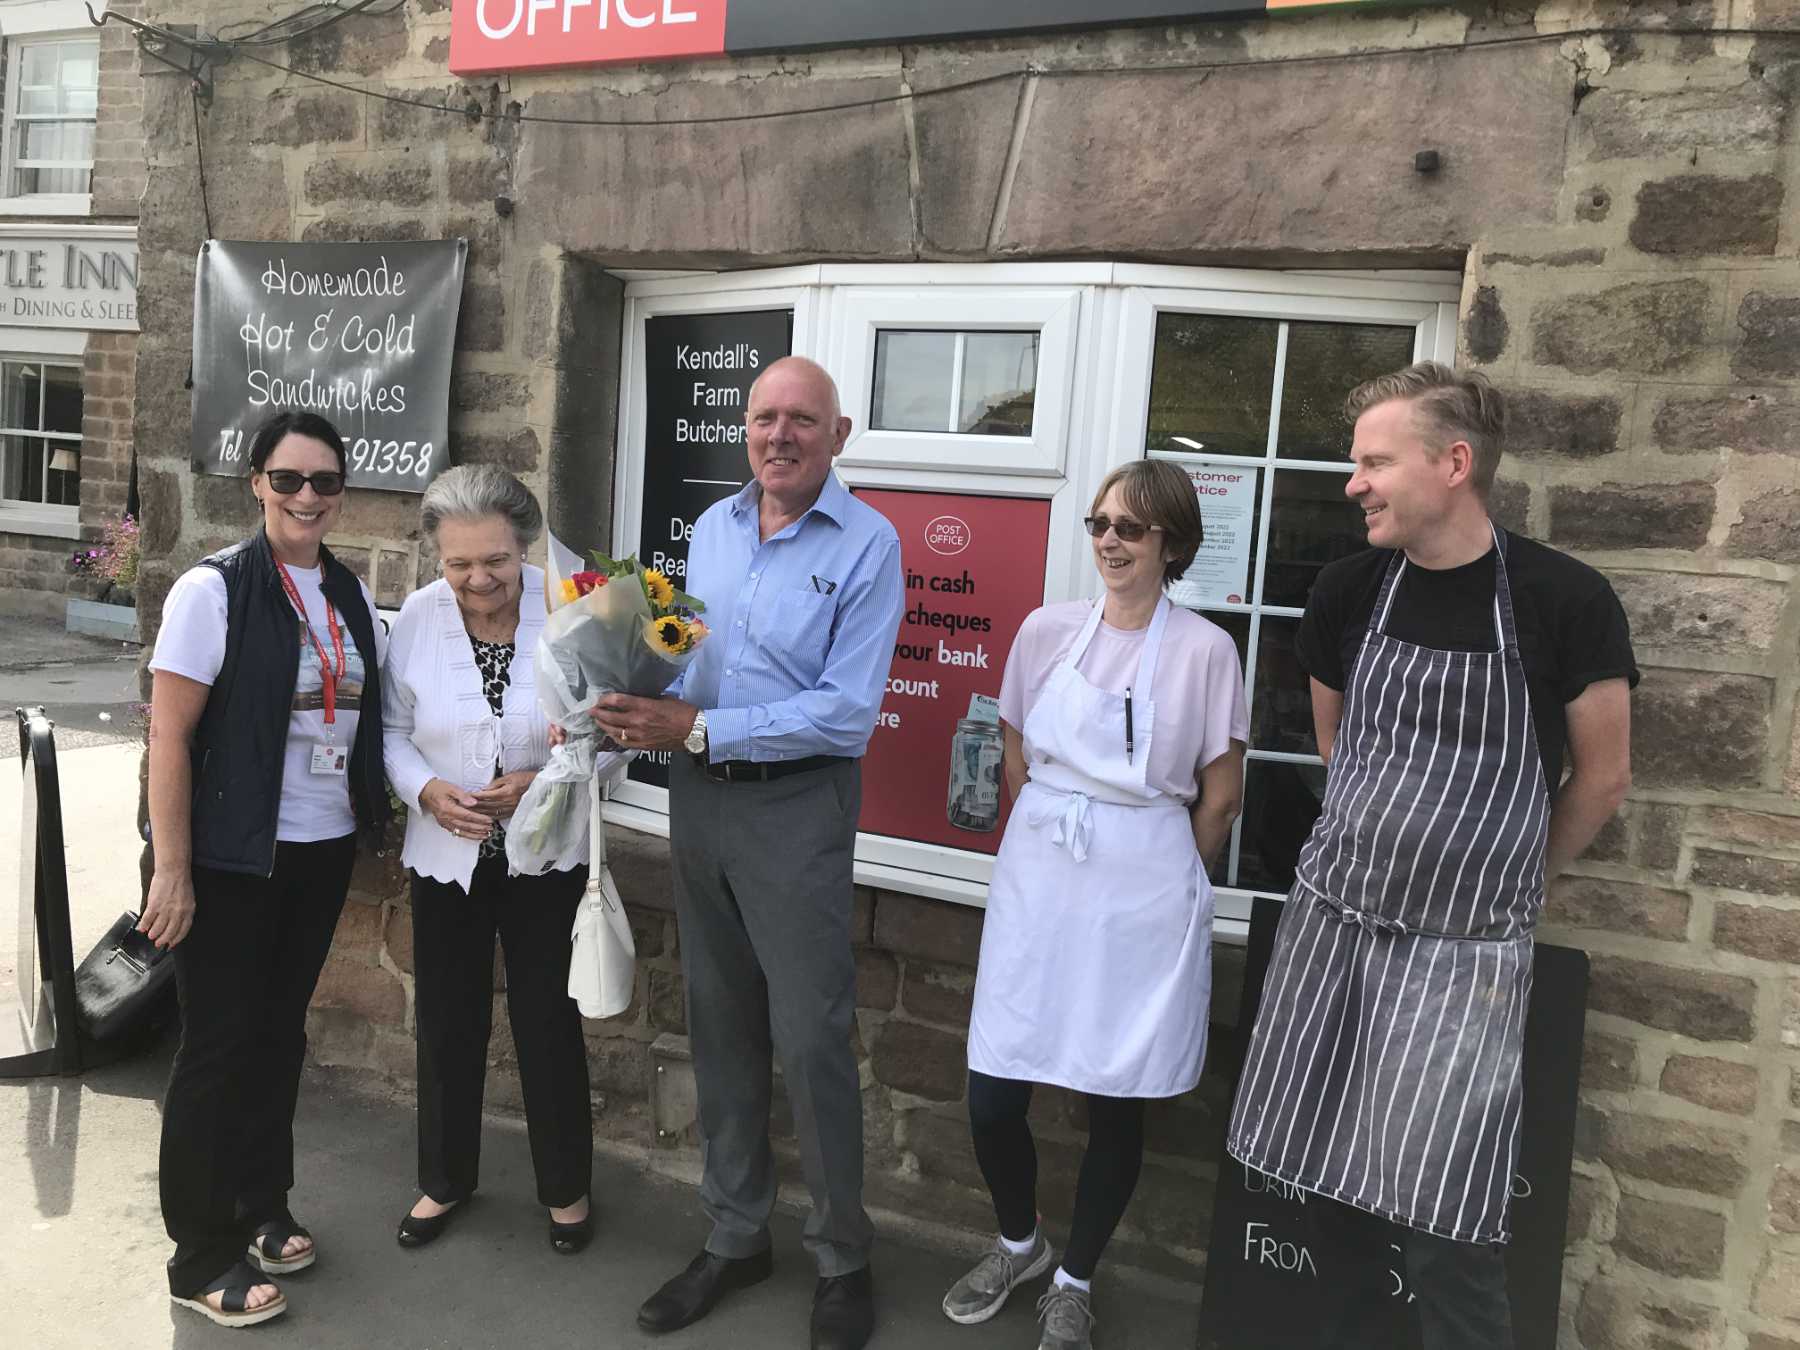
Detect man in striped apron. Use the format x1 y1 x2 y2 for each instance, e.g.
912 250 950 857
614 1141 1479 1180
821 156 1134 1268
1228 363 1636 1349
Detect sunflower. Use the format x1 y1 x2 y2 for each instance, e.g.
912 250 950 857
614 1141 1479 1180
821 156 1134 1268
558 577 580 605
642 567 675 608
647 615 690 656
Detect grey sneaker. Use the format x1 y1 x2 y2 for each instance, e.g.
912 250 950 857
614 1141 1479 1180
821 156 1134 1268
1036 1283 1095 1350
941 1232 1055 1325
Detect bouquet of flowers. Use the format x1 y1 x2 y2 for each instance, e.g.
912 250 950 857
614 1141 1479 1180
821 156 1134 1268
506 554 709 875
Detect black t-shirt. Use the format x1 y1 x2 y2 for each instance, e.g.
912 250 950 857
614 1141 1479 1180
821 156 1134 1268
1295 531 1639 787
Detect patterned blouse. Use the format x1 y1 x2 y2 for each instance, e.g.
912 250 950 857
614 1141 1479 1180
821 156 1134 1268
470 636 515 859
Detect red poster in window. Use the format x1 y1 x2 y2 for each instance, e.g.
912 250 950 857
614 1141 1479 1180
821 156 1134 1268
853 489 1052 855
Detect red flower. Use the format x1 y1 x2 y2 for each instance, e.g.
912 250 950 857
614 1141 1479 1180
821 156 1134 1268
570 571 608 596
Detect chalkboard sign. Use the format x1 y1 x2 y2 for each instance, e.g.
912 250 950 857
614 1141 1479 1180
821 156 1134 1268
191 239 467 493
627 307 792 790
1198 899 1588 1350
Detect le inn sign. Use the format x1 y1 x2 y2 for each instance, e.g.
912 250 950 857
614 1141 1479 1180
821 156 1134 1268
449 0 1430 75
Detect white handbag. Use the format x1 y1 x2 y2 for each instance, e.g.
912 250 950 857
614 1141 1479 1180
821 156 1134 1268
568 776 636 1019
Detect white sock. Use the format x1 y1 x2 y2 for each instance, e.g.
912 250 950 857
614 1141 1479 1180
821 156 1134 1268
998 1228 1038 1257
1053 1268 1091 1293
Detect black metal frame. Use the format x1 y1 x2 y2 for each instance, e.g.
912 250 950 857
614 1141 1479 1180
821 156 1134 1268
3 708 83 1076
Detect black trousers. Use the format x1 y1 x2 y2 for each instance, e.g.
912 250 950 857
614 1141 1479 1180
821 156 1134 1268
1305 1192 1516 1350
967 1070 1146 1281
160 835 357 1297
411 854 591 1208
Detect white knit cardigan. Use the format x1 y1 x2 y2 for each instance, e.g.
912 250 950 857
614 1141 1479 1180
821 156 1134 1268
382 566 580 891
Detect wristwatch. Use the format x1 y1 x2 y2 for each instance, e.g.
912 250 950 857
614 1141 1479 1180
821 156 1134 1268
684 709 708 756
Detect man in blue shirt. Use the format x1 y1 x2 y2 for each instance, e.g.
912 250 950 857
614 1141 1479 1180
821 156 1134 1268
596 356 902 1350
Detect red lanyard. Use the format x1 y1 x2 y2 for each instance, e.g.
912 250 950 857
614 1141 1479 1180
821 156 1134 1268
275 561 346 728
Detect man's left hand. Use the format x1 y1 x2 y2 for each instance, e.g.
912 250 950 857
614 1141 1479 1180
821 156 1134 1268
593 694 700 753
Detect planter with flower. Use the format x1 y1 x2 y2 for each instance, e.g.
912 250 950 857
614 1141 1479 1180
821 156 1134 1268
66 513 141 607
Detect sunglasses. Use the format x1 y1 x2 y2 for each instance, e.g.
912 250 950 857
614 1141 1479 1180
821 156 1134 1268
1083 515 1163 543
263 469 346 496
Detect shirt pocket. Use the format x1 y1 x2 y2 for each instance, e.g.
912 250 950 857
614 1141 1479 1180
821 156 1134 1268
763 587 835 666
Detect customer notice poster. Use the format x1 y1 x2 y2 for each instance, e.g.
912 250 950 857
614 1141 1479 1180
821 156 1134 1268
190 239 467 493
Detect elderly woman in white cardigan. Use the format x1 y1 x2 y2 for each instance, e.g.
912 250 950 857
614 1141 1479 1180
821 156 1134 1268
382 464 594 1256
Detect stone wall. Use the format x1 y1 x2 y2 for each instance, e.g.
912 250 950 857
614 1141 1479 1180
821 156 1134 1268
129 1 1800 1343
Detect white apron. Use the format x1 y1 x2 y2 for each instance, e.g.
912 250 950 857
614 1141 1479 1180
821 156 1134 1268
968 597 1215 1099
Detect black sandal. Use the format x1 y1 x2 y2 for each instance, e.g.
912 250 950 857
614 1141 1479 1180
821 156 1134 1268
549 1200 593 1255
171 1260 287 1328
247 1211 316 1275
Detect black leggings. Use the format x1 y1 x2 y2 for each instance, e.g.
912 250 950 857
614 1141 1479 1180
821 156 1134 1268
967 1070 1146 1281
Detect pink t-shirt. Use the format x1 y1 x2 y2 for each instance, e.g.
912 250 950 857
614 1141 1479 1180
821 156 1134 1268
998 600 1249 802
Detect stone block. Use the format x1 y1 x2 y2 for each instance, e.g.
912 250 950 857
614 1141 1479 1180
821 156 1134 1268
870 1019 966 1103
456 282 506 353
311 956 407 1025
1486 478 1528 534
1580 1030 1638 1093
1660 1054 1759 1116
1594 1110 1750 1197
626 906 664 960
450 369 532 414
1714 902 1800 965
1695 846 1800 897
605 827 674 912
286 9 410 76
850 887 875 945
448 156 505 206
855 949 897 1012
1652 387 1800 456
872 892 983 966
1636 803 1686 874
1611 571 1787 656
1735 292 1800 380
234 89 362 149
1749 1335 1800 1350
910 59 1029 254
1694 808 1800 852
581 1029 650 1099
1588 954 1756 1042
1463 285 1509 363
1630 670 1770 791
137 468 180 558
1502 387 1621 460
336 488 428 541
449 426 541 473
1548 481 1713 551
383 902 414 975
1565 1170 1606 1245
329 896 385 963
1532 279 1712 377
1575 1277 1726 1350
1580 85 1790 160
300 217 430 244
1629 174 1783 257
304 159 434 208
648 967 685 1034
1613 1193 1727 1278
1548 877 1689 942
1755 1248 1800 1322
1775 1163 1800 1234
1727 488 1800 563
900 960 975 1027
193 472 255 527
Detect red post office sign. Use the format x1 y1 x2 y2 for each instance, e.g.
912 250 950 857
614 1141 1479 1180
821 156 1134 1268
450 0 727 75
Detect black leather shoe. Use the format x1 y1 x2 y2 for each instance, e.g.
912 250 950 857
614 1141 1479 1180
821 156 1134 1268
548 1208 592 1255
812 1265 875 1350
637 1248 773 1333
395 1199 462 1249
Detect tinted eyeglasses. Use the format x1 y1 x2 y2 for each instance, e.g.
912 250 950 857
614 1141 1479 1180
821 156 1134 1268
1083 515 1163 543
263 469 346 496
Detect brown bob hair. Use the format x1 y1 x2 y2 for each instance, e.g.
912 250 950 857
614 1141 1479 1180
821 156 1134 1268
1089 459 1205 587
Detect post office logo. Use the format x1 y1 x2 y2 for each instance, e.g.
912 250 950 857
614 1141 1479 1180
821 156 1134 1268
925 515 971 556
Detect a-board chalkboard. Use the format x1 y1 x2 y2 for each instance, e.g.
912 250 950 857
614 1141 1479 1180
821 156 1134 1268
191 239 467 493
1199 898 1588 1349
626 307 792 791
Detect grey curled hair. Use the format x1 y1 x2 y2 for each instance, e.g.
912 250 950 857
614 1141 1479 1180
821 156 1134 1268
419 463 544 551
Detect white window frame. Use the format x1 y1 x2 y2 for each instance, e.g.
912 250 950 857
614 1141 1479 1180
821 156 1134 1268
0 343 82 535
0 26 98 214
601 262 1461 938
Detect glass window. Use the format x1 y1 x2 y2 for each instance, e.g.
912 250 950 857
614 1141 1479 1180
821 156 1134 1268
1145 311 1419 896
0 360 82 508
6 38 99 196
870 328 1036 436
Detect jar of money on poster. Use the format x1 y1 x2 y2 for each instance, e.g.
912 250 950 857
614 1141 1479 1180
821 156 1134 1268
947 718 1004 832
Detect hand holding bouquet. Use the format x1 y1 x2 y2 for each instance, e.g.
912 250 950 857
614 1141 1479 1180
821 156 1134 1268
506 554 709 874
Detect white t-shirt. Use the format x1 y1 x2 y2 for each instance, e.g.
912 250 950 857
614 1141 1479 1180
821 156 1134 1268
150 561 387 843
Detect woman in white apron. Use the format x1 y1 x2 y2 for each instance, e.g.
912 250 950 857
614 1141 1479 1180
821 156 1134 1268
942 460 1248 1350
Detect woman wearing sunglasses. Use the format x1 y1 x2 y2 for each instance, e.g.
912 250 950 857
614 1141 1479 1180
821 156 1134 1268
942 459 1247 1350
143 409 389 1327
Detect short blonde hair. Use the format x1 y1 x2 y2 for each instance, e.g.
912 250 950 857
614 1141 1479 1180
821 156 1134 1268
1345 361 1507 496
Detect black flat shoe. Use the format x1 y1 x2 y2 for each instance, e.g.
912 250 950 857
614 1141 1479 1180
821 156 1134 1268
396 1199 462 1249
549 1208 592 1255
812 1265 875 1350
637 1247 773 1333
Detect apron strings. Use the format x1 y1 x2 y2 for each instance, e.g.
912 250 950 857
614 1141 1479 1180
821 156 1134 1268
1027 789 1094 863
1310 892 1410 938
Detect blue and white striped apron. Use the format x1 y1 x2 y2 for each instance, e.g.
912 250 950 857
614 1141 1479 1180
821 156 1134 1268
1227 528 1550 1245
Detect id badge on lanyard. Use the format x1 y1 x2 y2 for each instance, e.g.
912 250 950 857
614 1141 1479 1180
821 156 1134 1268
276 561 349 777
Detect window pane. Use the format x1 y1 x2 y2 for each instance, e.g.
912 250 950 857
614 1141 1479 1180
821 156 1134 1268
19 43 60 97
13 164 91 194
1250 616 1316 756
1194 608 1249 670
59 47 100 115
2 434 48 504
1235 758 1327 894
1276 321 1418 462
14 119 95 165
1147 313 1278 458
47 447 78 505
3 363 42 432
871 330 955 432
43 365 82 435
958 332 1036 436
1263 468 1366 609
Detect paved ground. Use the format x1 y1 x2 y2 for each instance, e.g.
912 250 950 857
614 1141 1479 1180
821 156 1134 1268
0 611 144 756
0 1043 1200 1350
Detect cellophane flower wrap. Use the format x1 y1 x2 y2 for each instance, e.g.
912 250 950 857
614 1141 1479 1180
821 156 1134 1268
505 558 708 875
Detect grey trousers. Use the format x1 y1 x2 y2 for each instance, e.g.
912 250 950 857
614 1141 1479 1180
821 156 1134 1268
668 752 874 1276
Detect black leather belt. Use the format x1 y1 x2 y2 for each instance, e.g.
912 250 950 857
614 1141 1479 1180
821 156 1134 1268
703 754 845 783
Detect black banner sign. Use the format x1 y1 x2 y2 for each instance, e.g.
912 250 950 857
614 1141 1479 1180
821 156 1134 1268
1198 899 1588 1350
191 239 467 494
627 307 792 790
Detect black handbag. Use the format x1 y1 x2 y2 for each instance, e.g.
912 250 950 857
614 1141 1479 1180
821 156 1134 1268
73 911 178 1043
